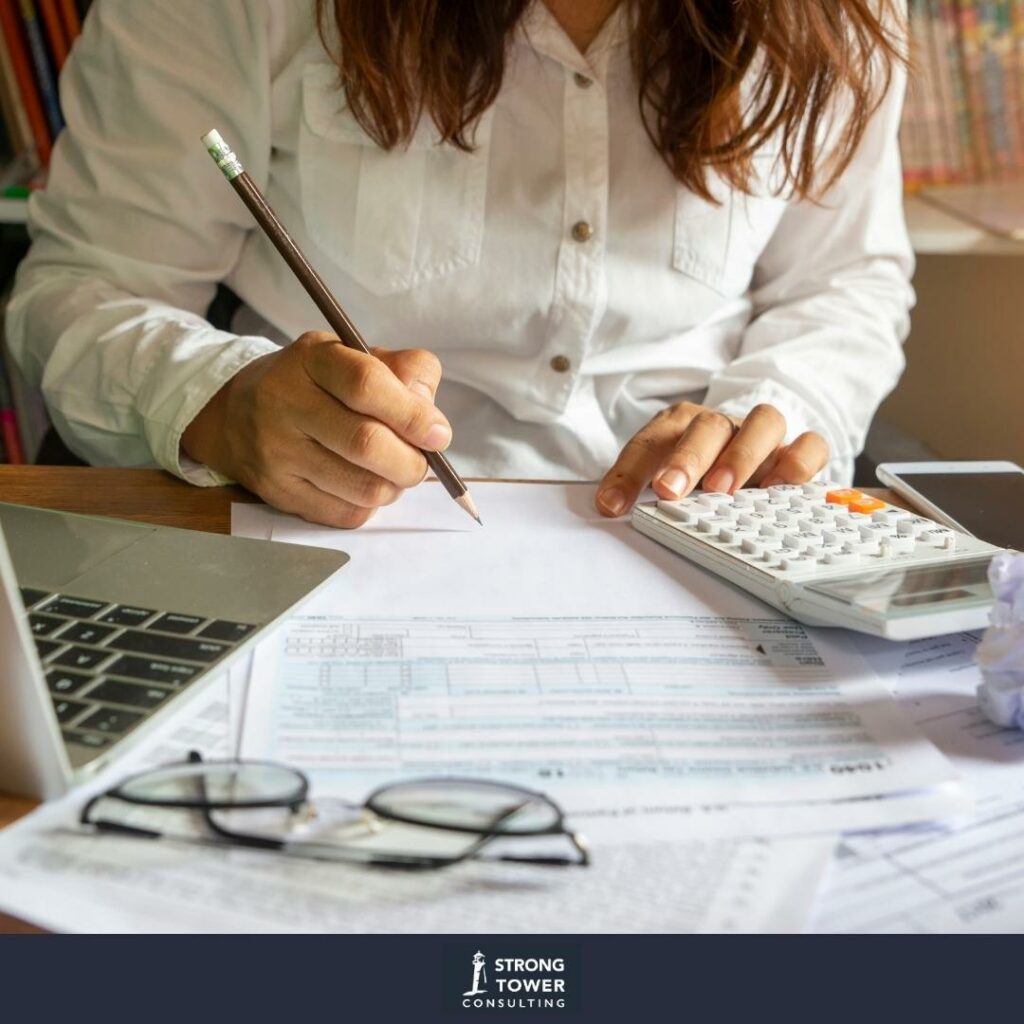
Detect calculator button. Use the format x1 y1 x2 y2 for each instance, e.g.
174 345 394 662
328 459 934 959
858 523 895 542
800 483 828 499
731 490 758 507
738 512 770 529
822 527 860 545
753 497 788 513
898 517 935 538
849 497 887 514
780 555 819 574
920 528 957 550
880 534 916 556
759 523 786 539
825 488 864 506
657 500 699 524
741 538 783 559
697 515 724 534
720 525 756 545
696 492 732 509
871 509 910 526
775 509 804 528
796 519 826 535
768 485 803 501
824 550 861 567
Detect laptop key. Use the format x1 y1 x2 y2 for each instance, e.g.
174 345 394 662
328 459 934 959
108 629 228 664
57 621 118 646
78 707 143 735
147 612 206 635
19 587 50 608
106 654 200 685
52 646 114 671
63 730 111 750
28 613 68 636
86 679 172 710
42 595 108 619
46 669 92 695
100 605 157 627
198 620 257 643
53 698 89 724
35 638 64 660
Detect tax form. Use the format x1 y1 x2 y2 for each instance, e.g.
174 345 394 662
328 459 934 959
240 482 965 839
812 632 1024 932
0 676 836 934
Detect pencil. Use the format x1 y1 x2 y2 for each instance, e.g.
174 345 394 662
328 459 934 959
201 129 481 526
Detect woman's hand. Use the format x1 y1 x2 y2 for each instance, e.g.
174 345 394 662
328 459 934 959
181 332 451 527
595 402 829 517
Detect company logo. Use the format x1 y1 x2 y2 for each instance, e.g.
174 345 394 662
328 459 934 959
464 951 488 997
444 944 579 1013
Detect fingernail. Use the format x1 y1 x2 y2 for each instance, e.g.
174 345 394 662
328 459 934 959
655 469 688 498
423 423 452 449
408 381 433 399
599 487 627 516
704 468 734 494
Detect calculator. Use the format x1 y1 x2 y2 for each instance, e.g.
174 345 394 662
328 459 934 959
631 483 1001 640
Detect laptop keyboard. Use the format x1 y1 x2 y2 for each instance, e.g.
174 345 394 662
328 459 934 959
19 586 256 753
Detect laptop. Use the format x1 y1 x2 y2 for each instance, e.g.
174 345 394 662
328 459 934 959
0 501 348 800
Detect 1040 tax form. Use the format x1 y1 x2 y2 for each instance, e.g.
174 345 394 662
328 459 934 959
240 483 967 840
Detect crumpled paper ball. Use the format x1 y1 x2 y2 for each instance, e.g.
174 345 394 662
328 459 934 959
976 551 1024 727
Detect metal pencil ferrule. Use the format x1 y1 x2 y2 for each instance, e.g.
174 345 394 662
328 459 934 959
202 129 243 181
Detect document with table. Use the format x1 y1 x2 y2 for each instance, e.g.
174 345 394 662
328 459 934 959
0 481 1015 933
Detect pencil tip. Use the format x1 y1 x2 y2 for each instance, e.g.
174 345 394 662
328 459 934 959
455 492 481 525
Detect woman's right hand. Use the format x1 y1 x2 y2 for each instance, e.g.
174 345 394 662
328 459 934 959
181 331 451 527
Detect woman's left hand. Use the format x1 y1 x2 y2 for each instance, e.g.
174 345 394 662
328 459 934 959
595 402 829 517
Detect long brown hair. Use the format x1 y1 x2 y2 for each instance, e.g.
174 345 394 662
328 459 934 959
315 0 905 200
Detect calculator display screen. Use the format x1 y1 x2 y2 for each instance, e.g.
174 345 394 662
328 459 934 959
806 558 993 616
900 471 1024 550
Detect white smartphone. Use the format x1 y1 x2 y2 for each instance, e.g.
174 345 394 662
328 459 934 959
876 460 1024 550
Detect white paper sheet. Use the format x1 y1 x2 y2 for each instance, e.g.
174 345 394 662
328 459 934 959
238 484 965 839
809 632 1024 933
0 680 836 934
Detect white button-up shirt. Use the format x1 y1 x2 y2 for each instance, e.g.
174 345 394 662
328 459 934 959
6 0 914 486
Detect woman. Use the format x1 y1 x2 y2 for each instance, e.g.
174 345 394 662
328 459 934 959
7 0 912 528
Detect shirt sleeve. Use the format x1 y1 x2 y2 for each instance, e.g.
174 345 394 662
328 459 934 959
4 0 281 484
703 63 915 485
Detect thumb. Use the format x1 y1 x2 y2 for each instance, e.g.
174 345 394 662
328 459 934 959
371 347 443 401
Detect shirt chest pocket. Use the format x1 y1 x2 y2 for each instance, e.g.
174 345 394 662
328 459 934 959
298 63 493 296
672 153 788 296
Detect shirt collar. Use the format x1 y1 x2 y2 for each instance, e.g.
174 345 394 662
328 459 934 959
516 1 630 80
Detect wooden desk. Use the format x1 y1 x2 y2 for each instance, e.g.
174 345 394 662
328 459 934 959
0 465 900 932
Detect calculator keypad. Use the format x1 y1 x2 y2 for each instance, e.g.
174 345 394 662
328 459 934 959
653 486 973 580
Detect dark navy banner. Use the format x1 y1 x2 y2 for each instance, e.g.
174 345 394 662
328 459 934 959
0 934 1013 1022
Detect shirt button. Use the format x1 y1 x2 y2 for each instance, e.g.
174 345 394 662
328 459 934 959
550 354 571 373
571 220 594 243
573 72 593 89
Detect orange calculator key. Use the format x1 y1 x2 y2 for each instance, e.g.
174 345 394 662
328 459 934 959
849 496 887 514
825 488 864 505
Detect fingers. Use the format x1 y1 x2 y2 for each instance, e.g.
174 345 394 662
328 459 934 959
759 432 829 487
269 475 378 530
300 338 451 451
596 405 697 516
650 410 737 501
296 388 427 489
702 404 786 494
374 347 443 401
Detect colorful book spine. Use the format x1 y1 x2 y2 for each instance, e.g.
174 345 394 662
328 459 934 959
0 0 50 163
927 0 964 181
58 0 78 41
37 0 66 69
0 353 24 465
17 0 63 140
958 0 996 180
0 5 31 158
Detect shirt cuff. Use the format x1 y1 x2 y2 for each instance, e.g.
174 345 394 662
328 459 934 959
147 333 280 487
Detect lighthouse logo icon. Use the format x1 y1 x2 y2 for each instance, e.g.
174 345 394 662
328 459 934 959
463 950 488 996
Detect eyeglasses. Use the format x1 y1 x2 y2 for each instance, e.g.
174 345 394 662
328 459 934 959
79 751 590 871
